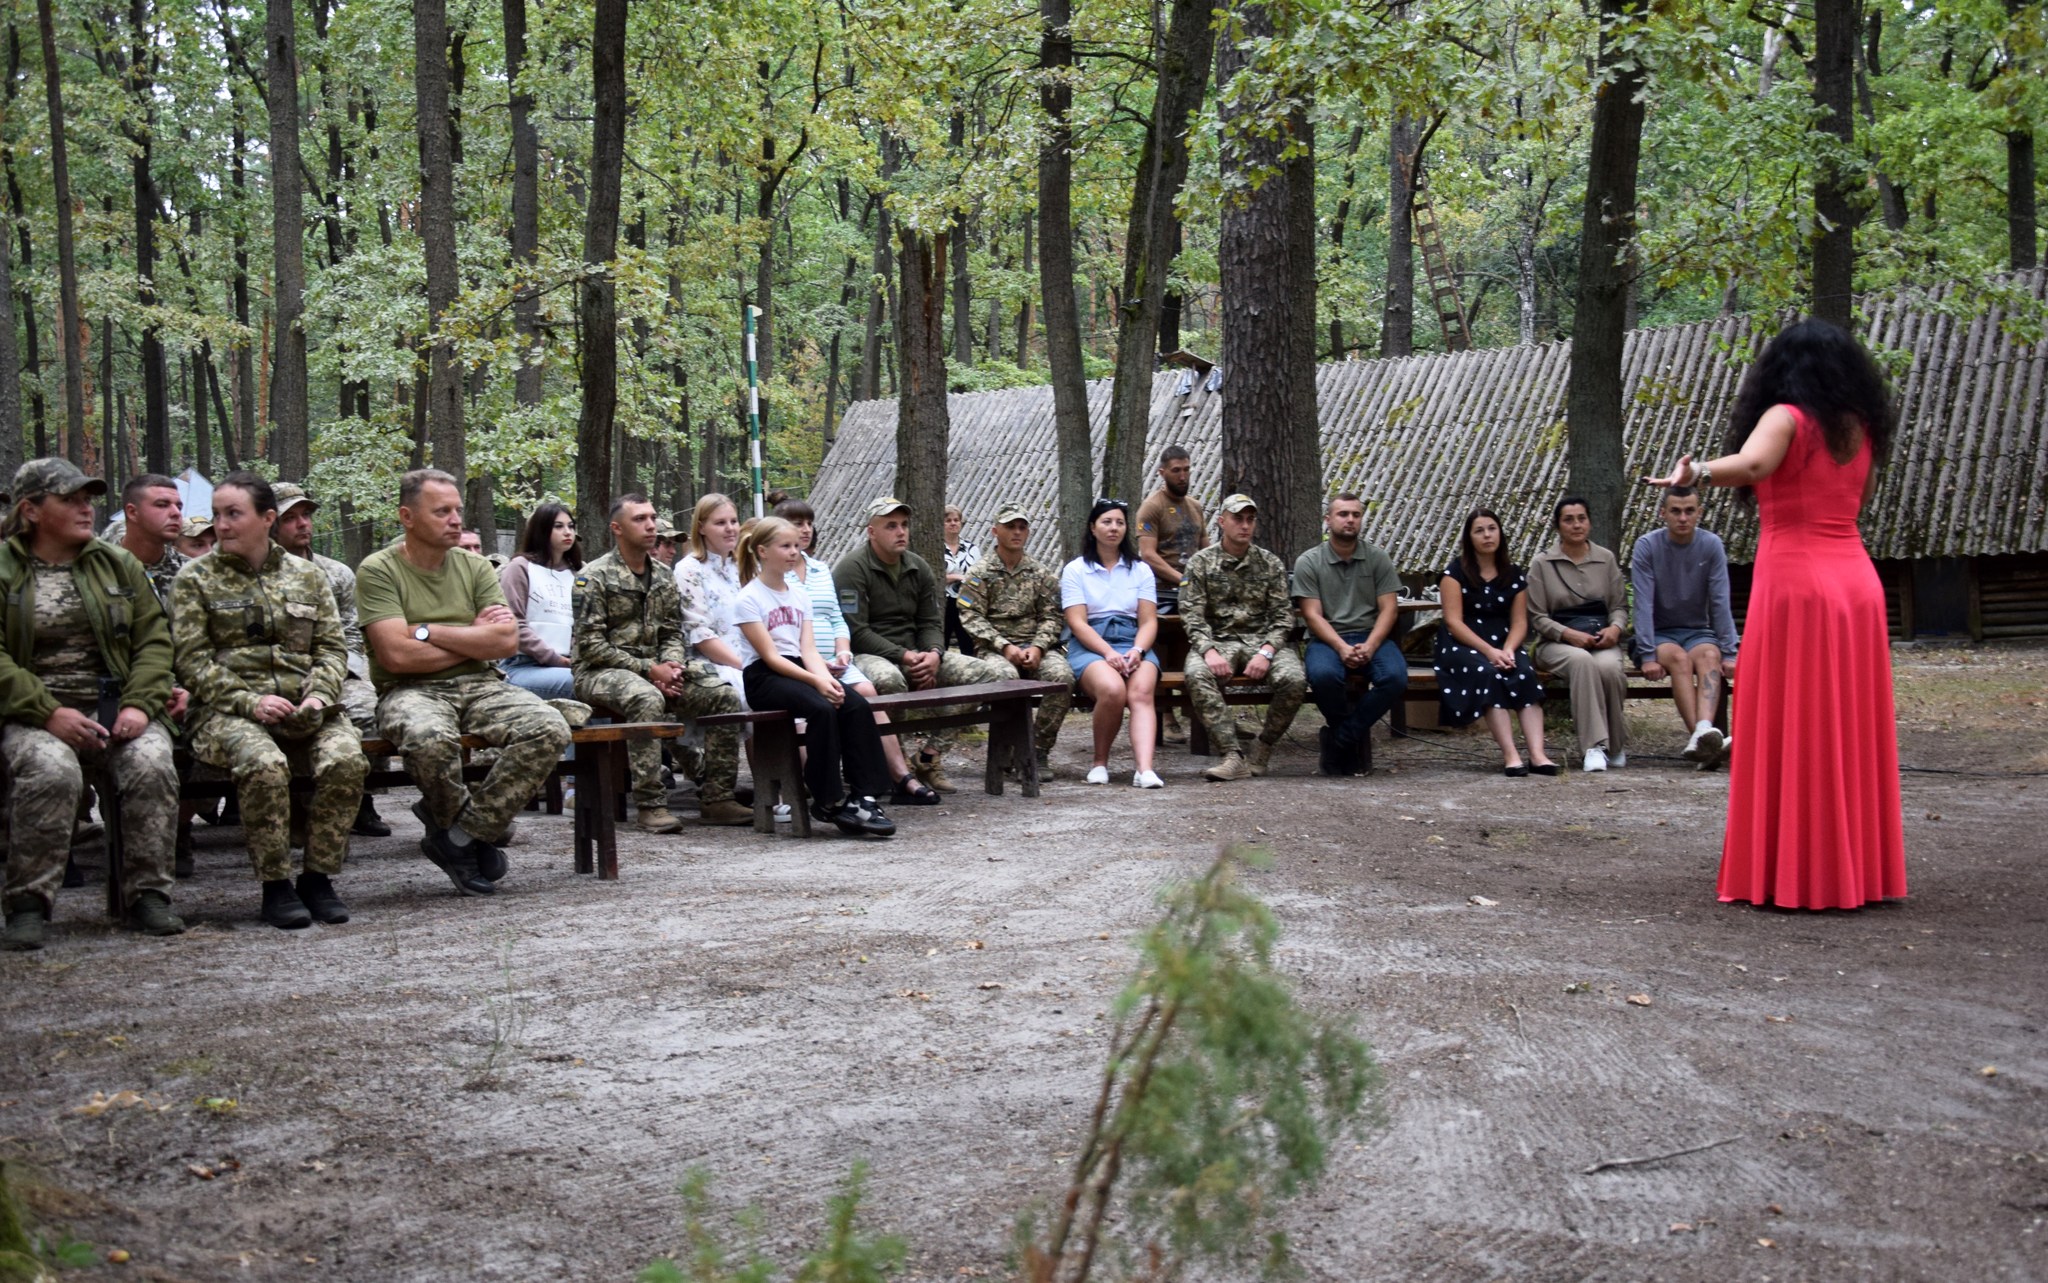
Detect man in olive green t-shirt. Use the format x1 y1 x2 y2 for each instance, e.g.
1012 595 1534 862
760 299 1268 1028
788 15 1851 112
358 469 570 896
1292 492 1407 777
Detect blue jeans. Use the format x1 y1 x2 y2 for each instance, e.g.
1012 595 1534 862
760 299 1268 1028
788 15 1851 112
1305 632 1408 748
502 656 576 701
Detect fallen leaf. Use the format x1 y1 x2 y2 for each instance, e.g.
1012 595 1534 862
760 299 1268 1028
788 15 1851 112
1764 1015 1792 1024
977 982 1004 991
1756 1237 1777 1249
69 1089 166 1117
186 1164 216 1180
1668 1222 1694 1234
1563 981 1592 994
1925 812 1942 821
1765 1203 1784 1215
1468 895 1498 907
196 1096 238 1115
1980 1065 1999 1077
106 1248 131 1264
1626 993 1653 1007
925 947 938 957
965 940 984 950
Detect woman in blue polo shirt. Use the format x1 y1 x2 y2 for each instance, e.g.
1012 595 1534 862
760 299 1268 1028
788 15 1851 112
1060 499 1163 788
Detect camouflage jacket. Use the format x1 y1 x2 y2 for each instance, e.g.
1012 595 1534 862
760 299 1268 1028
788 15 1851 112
170 542 348 731
572 550 688 678
957 549 1064 653
0 534 176 726
137 544 188 611
309 550 370 679
1178 542 1293 656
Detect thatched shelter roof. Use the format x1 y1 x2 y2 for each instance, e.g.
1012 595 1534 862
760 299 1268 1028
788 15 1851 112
808 271 2047 576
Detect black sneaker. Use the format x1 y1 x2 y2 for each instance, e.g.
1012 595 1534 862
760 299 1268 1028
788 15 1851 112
418 836 496 896
851 796 896 838
811 799 868 837
261 879 313 930
295 872 351 924
472 842 509 883
351 795 393 837
1318 727 1351 778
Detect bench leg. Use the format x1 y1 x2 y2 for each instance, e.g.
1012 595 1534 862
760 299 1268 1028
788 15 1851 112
983 703 1032 797
1188 708 1211 757
545 769 563 816
751 722 807 836
100 774 128 925
597 744 623 880
572 744 595 876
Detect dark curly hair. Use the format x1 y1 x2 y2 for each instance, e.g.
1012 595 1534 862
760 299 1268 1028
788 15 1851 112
1724 319 1894 502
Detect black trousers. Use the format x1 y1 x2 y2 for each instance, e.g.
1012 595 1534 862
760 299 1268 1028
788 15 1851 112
943 598 977 656
742 662 894 808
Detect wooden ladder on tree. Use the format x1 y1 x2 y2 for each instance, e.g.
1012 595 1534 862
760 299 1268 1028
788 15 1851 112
1411 166 1472 352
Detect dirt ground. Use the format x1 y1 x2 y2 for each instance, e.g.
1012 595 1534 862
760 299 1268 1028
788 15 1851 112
4 642 2046 1282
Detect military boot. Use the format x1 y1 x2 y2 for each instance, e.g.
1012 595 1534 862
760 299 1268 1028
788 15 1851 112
127 891 187 936
2 896 45 952
295 872 351 925
1035 751 1057 782
636 805 686 834
1201 751 1254 783
912 748 957 794
697 800 754 827
1160 707 1190 745
351 794 393 837
174 822 196 878
261 879 313 930
1246 739 1276 776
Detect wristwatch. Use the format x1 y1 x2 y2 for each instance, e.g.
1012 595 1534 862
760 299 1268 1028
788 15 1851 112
413 624 431 642
1258 645 1276 659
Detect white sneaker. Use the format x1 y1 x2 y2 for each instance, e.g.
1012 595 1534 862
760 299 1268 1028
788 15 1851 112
1131 770 1164 789
1085 765 1110 785
1610 750 1627 768
773 803 792 822
1683 724 1725 763
1583 747 1609 772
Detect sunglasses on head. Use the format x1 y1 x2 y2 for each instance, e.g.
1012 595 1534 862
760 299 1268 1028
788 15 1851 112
1094 498 1128 511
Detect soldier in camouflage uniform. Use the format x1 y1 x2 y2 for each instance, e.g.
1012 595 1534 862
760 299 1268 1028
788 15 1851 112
115 473 201 874
573 494 751 830
957 502 1071 774
272 482 391 837
359 469 570 897
172 472 367 929
1178 494 1307 782
1 458 185 950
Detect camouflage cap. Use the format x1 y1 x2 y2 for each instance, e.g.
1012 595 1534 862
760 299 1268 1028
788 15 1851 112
1218 493 1258 514
12 457 108 501
653 516 681 539
991 502 1032 525
273 482 319 516
865 495 911 520
180 515 215 539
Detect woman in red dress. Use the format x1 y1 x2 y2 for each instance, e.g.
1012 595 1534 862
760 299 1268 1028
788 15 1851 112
1645 319 1906 909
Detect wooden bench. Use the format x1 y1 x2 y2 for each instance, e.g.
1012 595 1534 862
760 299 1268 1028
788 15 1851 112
699 678 1066 837
131 722 695 915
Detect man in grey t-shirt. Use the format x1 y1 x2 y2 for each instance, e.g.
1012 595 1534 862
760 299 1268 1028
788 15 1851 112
1629 486 1738 766
1293 493 1406 777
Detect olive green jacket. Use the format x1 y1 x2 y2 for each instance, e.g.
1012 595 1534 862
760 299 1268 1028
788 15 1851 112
0 533 175 726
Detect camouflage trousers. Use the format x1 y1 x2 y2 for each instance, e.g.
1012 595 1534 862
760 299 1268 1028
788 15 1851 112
191 710 367 881
3 721 177 912
377 676 571 844
981 649 1075 755
1181 643 1308 749
854 651 1009 751
576 666 741 809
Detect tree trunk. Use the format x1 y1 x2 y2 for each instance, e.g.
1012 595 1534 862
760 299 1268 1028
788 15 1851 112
1564 0 1649 549
1040 0 1093 556
859 195 891 401
1013 214 1035 364
127 0 169 475
1857 10 1907 233
575 0 627 550
1809 0 1860 330
2012 130 2039 270
896 227 951 573
1328 125 1364 358
415 0 465 480
505 0 544 407
1380 113 1419 358
3 23 41 458
35 0 84 462
0 159 18 482
823 182 864 447
1102 0 1215 507
1216 2 1321 561
264 0 309 478
230 116 257 464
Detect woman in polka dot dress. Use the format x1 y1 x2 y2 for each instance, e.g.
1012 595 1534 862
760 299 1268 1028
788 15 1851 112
1434 508 1556 775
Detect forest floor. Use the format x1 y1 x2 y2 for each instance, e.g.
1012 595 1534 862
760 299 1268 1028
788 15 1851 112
3 642 2045 1283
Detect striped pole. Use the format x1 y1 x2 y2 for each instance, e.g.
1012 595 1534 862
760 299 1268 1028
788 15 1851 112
745 305 765 518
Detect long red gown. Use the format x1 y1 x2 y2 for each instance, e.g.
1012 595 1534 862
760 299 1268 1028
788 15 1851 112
1718 405 1907 909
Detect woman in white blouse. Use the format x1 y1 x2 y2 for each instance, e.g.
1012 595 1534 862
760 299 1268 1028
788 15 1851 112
674 493 749 704
498 501 580 699
1061 498 1163 788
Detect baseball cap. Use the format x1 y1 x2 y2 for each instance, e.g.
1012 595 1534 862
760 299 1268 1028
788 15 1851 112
992 502 1032 525
12 457 108 501
273 482 319 516
1219 493 1258 514
180 516 215 539
653 516 680 538
865 496 911 520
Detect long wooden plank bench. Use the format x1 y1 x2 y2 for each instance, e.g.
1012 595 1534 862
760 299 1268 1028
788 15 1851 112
699 678 1066 837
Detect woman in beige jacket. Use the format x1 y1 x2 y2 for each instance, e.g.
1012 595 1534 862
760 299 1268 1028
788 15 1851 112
1525 497 1632 771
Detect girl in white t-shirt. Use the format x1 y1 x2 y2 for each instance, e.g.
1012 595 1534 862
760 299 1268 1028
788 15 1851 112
734 518 895 838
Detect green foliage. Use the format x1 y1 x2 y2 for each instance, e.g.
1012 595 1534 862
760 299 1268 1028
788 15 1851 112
638 1164 901 1283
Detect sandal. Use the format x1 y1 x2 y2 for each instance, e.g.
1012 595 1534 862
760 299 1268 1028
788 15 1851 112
892 773 941 806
